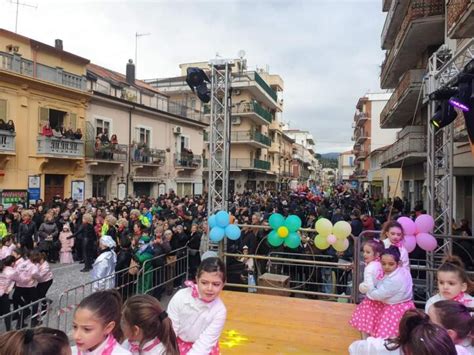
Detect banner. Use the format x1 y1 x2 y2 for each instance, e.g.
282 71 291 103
28 175 41 205
1 190 28 208
71 180 85 203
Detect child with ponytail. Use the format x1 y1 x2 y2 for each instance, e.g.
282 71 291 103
71 289 131 355
425 255 474 313
121 294 179 355
0 327 70 355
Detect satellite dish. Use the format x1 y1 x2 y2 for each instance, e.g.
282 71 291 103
238 50 246 59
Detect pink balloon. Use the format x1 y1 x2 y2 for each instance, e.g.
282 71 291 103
415 214 435 234
397 217 416 236
403 235 417 253
416 233 437 251
326 234 337 245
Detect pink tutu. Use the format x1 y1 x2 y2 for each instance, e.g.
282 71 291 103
349 298 385 335
177 337 220 355
373 300 415 338
60 251 74 264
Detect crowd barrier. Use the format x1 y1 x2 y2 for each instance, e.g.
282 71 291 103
0 297 52 333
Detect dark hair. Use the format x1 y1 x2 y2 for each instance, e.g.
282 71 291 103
381 245 401 263
75 289 123 341
29 250 46 264
122 295 179 355
385 309 456 355
0 255 16 272
119 236 131 249
0 327 70 355
432 300 474 343
438 255 473 293
382 220 404 239
196 257 226 283
12 247 27 259
363 239 384 257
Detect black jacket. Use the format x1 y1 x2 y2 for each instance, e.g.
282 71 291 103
115 248 133 272
18 221 37 244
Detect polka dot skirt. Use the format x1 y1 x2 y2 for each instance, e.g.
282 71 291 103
373 300 415 339
177 337 221 355
349 298 385 335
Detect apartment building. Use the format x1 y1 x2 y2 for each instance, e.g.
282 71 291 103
85 61 207 199
337 150 355 183
0 29 90 204
147 60 284 193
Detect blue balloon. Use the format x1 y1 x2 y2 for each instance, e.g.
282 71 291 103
225 224 241 240
284 232 301 249
269 213 285 230
209 226 225 242
216 210 230 228
208 215 217 229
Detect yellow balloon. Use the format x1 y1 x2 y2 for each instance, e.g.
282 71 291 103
333 238 349 252
314 234 330 250
333 221 352 239
277 226 289 238
315 218 333 237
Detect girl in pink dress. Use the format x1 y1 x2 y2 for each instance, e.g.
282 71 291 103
349 239 385 338
59 223 74 264
367 246 415 338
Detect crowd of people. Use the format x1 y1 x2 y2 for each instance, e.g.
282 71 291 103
41 122 83 140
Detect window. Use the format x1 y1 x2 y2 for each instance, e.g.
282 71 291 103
0 99 6 121
180 135 190 151
39 107 77 132
135 127 151 146
95 119 110 137
349 157 354 167
190 99 196 110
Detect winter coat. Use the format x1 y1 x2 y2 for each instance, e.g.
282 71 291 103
38 221 59 242
91 248 117 291
17 221 37 245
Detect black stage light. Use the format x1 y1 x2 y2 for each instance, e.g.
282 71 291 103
186 67 210 92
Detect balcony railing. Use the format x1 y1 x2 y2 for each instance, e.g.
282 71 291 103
254 159 271 170
85 142 128 162
232 101 273 123
0 52 87 91
380 69 425 127
231 130 272 147
381 0 444 88
447 0 474 38
174 153 202 168
354 169 368 178
0 130 16 153
131 147 166 165
233 72 278 102
354 111 369 127
380 126 426 166
37 136 84 158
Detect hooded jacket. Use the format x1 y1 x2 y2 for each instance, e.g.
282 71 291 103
91 248 117 291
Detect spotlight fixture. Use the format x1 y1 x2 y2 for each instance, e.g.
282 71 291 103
430 101 457 129
185 67 211 103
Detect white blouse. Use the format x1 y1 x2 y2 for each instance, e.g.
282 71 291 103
71 337 131 355
122 338 166 355
167 287 226 355
383 239 410 269
425 293 474 313
359 260 383 294
367 267 413 305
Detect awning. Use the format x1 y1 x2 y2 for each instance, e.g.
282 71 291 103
132 176 162 183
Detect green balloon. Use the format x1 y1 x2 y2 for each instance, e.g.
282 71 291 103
269 213 285 230
284 232 301 249
284 215 302 232
267 230 284 247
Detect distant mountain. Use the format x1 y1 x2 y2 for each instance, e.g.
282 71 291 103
320 152 340 160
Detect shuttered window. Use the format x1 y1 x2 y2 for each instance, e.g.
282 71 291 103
0 99 7 121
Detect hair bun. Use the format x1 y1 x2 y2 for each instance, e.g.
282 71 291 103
442 255 465 268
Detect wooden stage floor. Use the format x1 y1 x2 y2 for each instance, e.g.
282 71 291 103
219 291 360 354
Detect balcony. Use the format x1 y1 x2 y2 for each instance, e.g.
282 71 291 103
85 142 127 163
381 0 410 49
232 101 273 126
233 72 279 109
447 0 474 38
355 150 368 162
354 111 369 127
269 141 279 153
380 126 426 168
37 136 84 158
174 153 202 169
131 147 166 166
292 152 304 162
380 69 425 128
354 169 368 178
380 0 445 89
0 52 87 91
0 130 16 154
231 130 272 148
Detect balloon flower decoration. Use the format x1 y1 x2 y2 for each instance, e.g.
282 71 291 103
208 211 242 242
314 218 352 252
397 214 437 252
267 213 302 249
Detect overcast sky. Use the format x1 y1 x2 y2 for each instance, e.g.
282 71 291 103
0 0 387 153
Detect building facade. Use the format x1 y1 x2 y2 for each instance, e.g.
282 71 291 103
337 150 355 183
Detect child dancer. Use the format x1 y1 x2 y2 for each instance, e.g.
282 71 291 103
425 255 474 312
59 223 74 264
367 246 415 338
167 256 227 355
0 255 16 331
382 221 409 269
0 235 15 260
71 289 131 354
121 294 179 355
349 239 385 338
0 327 70 355
30 250 53 322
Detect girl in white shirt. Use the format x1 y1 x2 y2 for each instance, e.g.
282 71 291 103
367 246 415 339
350 239 385 338
382 221 410 269
167 256 227 355
428 300 474 355
71 290 131 355
121 294 179 355
425 255 474 313
349 309 459 355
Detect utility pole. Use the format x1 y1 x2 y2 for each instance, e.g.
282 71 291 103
135 32 150 78
9 0 37 33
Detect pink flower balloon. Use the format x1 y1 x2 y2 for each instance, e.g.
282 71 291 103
326 234 337 245
403 235 417 253
415 214 435 234
416 233 437 252
397 217 416 236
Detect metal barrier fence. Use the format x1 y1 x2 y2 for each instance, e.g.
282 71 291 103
0 297 53 333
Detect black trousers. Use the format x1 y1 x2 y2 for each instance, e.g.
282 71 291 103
82 238 95 270
0 293 11 331
34 279 53 315
12 286 36 328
